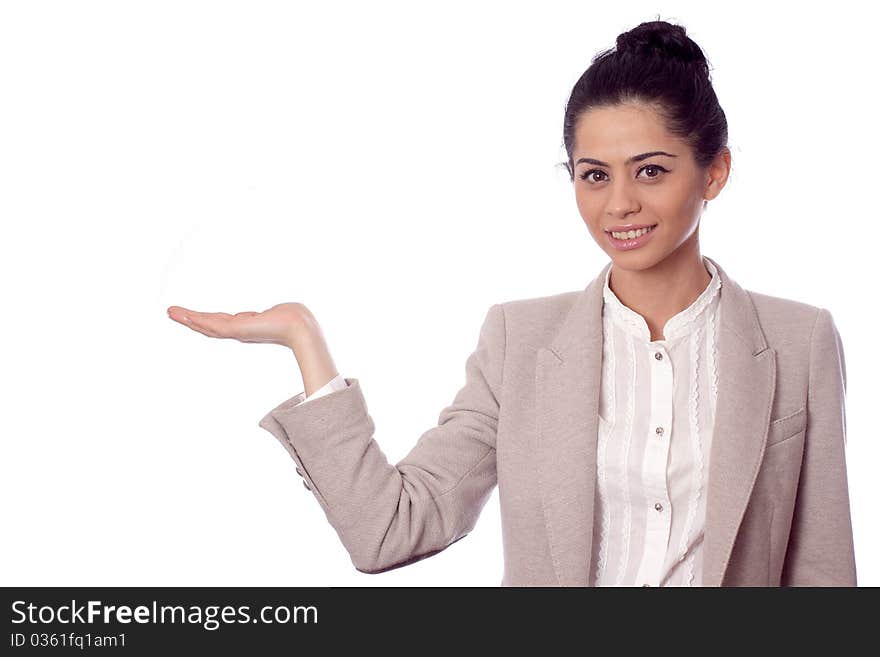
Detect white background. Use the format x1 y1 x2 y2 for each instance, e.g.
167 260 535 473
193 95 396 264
1 0 877 586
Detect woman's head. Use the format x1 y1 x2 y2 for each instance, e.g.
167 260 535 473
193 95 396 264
562 20 731 271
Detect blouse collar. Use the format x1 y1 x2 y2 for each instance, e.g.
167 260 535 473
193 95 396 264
602 256 722 343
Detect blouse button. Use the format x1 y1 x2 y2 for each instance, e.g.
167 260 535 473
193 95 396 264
654 352 663 360
654 502 663 512
655 426 664 436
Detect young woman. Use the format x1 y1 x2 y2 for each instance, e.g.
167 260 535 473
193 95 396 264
168 20 856 586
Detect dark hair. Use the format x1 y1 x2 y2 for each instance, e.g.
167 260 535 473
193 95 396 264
561 19 728 182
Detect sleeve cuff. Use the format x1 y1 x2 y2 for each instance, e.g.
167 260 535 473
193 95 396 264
300 373 350 405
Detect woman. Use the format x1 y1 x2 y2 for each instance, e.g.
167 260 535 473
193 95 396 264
167 20 856 586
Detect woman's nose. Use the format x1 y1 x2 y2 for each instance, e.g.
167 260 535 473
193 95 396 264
605 180 640 218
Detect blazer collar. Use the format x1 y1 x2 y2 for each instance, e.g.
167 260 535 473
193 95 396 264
534 255 777 586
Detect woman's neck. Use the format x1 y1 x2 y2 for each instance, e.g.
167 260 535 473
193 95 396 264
608 245 711 341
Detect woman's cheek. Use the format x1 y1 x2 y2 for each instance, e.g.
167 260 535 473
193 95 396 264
574 191 594 225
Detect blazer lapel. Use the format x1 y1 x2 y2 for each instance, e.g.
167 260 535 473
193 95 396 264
701 256 777 586
535 261 607 586
534 255 776 586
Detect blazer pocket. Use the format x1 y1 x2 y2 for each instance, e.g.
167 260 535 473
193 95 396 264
766 406 807 448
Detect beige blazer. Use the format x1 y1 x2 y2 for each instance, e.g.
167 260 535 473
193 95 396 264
258 255 857 586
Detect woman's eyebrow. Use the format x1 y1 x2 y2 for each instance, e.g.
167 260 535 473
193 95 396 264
575 151 678 166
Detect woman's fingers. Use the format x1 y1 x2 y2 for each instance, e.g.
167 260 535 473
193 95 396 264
166 306 192 326
168 307 233 339
192 312 232 339
167 304 306 346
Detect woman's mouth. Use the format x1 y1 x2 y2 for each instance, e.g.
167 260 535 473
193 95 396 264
606 224 658 251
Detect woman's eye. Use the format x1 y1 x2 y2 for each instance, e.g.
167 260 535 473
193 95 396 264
579 169 607 183
578 164 669 183
638 164 668 179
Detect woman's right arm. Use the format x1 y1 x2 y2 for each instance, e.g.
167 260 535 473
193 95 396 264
168 301 505 574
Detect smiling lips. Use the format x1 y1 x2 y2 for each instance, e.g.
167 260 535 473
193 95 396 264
606 223 658 250
605 223 658 239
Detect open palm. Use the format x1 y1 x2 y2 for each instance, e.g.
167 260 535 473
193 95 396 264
167 302 311 347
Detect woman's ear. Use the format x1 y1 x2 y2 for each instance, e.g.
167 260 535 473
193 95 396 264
704 147 731 202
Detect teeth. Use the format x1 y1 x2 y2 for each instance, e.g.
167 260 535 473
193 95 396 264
611 225 655 239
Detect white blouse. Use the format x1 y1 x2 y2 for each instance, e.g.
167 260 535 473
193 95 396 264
297 257 723 587
594 256 721 586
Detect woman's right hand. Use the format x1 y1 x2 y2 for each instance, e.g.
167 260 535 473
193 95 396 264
166 302 315 349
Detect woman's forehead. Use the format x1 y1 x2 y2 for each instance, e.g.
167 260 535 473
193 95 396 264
573 105 681 159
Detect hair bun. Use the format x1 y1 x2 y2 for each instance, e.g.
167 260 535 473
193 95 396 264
615 20 705 66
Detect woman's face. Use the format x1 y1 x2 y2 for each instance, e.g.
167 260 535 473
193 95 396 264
571 101 727 271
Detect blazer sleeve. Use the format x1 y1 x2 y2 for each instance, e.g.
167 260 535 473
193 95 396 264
781 307 857 586
257 303 505 574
